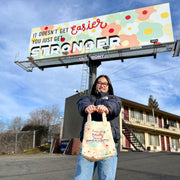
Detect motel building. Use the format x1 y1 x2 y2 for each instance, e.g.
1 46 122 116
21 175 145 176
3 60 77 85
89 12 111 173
64 94 180 153
118 98 180 153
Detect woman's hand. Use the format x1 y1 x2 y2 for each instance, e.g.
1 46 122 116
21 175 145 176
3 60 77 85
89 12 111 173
85 105 109 114
96 105 109 114
85 105 97 114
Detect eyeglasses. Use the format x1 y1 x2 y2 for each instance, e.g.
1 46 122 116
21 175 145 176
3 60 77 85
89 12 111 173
97 81 109 87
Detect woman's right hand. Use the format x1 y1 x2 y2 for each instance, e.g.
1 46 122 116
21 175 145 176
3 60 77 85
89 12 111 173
85 105 97 114
96 105 109 114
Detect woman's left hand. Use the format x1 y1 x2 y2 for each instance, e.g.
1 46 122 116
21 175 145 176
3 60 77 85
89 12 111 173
96 105 109 114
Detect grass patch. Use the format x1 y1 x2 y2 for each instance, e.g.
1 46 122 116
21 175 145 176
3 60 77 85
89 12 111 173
24 144 50 154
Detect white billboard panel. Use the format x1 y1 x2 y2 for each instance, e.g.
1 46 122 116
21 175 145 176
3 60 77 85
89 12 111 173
28 3 174 61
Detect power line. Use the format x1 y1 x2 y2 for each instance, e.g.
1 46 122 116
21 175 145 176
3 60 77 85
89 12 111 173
112 65 180 83
108 58 154 77
109 60 139 76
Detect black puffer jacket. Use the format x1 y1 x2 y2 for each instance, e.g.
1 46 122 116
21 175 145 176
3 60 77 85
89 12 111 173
77 91 122 146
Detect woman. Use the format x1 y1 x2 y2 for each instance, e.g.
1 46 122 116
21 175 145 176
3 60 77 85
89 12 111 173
74 75 122 180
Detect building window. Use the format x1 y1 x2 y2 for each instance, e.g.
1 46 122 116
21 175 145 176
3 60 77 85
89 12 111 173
168 119 177 128
134 132 145 145
131 108 143 120
146 113 157 123
171 138 179 151
149 134 159 146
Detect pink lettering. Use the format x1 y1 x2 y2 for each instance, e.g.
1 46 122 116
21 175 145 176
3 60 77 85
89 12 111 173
70 18 107 35
71 25 77 35
92 132 103 137
82 24 86 31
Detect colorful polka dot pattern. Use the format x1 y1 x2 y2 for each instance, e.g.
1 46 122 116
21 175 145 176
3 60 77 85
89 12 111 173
28 3 173 60
82 114 116 162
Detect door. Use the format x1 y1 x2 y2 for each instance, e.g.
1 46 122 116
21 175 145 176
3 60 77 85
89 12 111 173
161 135 165 151
158 116 162 128
124 106 129 121
166 136 170 152
125 130 130 148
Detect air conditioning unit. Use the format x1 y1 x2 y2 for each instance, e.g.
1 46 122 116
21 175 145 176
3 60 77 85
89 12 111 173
136 120 140 123
151 124 155 127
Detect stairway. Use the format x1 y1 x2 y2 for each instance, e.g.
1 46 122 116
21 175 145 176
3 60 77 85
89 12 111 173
80 63 89 95
122 120 146 152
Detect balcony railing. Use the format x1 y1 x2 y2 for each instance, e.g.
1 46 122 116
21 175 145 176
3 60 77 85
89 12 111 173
121 112 180 133
124 118 180 133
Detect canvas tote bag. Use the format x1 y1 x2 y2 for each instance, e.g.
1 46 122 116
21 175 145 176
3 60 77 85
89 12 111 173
82 112 116 162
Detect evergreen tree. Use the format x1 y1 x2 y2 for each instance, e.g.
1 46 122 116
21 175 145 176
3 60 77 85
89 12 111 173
148 95 159 110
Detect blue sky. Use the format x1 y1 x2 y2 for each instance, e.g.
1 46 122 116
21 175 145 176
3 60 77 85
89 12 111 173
0 0 180 126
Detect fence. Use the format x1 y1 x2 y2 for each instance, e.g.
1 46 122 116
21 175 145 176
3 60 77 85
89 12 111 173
0 123 62 154
0 131 35 154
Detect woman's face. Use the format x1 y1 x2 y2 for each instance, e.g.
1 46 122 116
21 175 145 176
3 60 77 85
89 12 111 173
96 77 109 93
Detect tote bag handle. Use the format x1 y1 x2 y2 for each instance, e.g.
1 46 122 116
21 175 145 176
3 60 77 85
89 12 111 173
87 112 107 123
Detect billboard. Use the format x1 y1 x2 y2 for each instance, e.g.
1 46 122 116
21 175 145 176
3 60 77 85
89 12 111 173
28 3 174 61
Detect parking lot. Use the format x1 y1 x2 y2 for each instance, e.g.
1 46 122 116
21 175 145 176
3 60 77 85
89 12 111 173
0 152 180 180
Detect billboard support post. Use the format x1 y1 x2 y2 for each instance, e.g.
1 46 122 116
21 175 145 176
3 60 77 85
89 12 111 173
87 55 101 94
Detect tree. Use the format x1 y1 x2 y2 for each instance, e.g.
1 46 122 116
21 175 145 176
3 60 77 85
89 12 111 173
22 124 49 146
9 116 22 131
27 109 51 126
148 95 159 110
50 104 62 125
26 104 61 126
0 120 5 132
22 104 63 146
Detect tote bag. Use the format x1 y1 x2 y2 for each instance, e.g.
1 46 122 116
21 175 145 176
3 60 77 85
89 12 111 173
82 112 116 162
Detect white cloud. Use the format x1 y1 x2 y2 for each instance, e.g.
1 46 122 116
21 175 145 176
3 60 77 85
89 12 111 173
99 52 180 116
0 0 180 124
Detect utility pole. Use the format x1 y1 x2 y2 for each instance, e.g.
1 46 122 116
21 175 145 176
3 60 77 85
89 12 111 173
15 133 18 153
33 130 36 149
59 116 64 139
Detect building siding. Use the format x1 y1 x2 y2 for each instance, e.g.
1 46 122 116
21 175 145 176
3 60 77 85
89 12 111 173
120 100 180 152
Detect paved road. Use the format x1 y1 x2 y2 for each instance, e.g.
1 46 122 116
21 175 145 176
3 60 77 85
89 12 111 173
0 152 179 180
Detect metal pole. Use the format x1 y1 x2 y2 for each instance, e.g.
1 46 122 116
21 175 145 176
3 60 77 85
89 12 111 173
33 130 36 148
87 56 101 93
59 116 64 139
88 61 97 93
119 113 123 152
15 133 18 153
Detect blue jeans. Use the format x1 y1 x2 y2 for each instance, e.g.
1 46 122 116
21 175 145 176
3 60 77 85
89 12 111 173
73 149 118 180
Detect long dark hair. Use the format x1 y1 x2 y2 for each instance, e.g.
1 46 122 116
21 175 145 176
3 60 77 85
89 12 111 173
91 75 114 95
